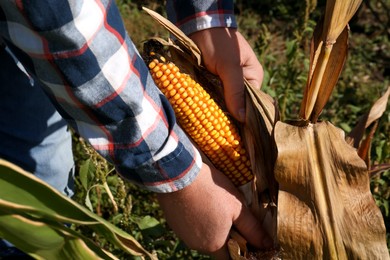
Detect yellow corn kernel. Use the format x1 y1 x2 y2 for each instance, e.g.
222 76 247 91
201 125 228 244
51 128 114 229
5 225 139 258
148 54 253 186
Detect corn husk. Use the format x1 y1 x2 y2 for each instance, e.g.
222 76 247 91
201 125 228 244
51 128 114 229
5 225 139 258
275 121 388 259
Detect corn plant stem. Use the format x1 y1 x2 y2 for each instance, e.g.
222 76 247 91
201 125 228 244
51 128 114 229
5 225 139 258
305 44 333 121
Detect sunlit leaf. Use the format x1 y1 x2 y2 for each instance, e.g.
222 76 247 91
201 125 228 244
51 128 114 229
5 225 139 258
79 159 93 191
0 159 157 260
300 21 349 121
347 87 390 149
0 211 114 260
137 216 165 238
323 0 363 43
300 0 363 121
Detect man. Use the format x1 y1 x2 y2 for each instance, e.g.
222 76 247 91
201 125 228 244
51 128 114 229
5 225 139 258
0 1 272 258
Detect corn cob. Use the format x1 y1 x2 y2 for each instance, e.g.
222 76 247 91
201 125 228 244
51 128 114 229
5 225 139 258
148 53 253 186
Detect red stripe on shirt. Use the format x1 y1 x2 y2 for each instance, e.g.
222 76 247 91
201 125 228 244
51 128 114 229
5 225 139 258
94 49 132 108
92 101 168 151
144 139 197 190
16 0 116 157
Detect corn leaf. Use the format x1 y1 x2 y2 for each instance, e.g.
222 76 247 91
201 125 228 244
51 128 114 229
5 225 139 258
274 121 389 259
370 163 390 177
357 120 378 168
300 21 349 122
300 0 362 121
0 159 157 260
0 211 114 260
323 0 363 43
347 86 390 149
243 80 280 246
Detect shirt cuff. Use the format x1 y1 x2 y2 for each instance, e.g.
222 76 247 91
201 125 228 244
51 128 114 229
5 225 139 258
166 0 238 36
117 124 203 193
177 13 237 36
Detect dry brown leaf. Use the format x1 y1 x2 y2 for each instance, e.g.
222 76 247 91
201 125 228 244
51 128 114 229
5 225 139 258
142 7 202 66
370 163 390 177
347 86 390 149
312 27 348 122
300 0 363 121
300 24 349 121
358 120 378 168
242 81 280 244
244 81 279 195
323 0 363 43
274 121 389 259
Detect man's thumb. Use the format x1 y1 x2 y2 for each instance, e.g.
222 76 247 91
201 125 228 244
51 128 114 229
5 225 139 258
233 207 274 249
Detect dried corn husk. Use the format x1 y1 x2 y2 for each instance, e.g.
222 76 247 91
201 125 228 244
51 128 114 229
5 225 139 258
346 87 390 176
347 87 390 149
275 121 388 259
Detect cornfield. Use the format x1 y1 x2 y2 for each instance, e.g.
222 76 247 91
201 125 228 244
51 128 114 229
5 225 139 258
0 0 389 259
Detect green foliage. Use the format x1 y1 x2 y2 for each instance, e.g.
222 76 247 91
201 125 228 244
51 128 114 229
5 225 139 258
0 159 155 260
371 169 390 251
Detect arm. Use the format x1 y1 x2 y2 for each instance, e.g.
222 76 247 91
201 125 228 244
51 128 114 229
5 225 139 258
167 0 263 122
0 1 200 193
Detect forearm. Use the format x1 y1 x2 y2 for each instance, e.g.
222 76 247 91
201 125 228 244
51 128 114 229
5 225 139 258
0 1 201 192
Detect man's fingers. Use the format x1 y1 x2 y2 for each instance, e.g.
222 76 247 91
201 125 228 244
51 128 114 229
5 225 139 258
217 33 264 122
243 61 264 90
218 63 246 122
240 33 264 91
210 245 230 260
233 206 274 249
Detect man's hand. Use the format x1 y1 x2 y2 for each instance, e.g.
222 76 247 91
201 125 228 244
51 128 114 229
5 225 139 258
189 28 263 122
156 163 272 259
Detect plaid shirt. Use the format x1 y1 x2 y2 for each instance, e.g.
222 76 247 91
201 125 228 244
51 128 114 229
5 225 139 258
0 0 236 193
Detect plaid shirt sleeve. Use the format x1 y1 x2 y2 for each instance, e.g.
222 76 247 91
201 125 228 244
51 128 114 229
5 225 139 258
166 0 237 35
0 0 202 193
